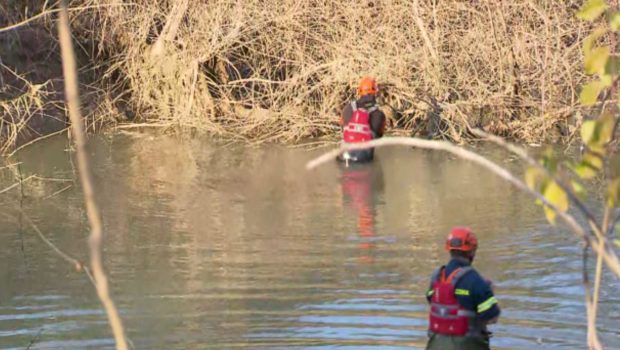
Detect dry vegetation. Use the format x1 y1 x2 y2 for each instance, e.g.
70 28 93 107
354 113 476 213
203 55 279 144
1 1 595 148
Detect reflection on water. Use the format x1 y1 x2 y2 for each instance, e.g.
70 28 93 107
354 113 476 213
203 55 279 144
340 162 385 265
0 133 618 349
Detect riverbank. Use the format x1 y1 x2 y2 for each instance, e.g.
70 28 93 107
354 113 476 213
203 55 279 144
1 1 590 152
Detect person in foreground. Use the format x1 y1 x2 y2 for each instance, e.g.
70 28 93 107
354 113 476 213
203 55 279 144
338 76 386 164
425 227 500 350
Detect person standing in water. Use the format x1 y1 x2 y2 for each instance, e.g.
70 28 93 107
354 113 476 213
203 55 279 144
425 227 500 350
339 76 386 163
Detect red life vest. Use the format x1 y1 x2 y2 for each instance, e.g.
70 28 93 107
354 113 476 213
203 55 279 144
343 101 376 143
428 266 478 337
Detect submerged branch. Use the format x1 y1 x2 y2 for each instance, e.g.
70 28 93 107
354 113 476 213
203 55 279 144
0 175 34 195
21 213 94 285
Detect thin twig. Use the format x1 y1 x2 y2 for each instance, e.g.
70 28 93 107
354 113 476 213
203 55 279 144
589 236 605 350
113 123 171 130
0 162 22 172
0 175 34 195
17 162 24 197
42 184 72 200
18 178 25 259
57 2 128 349
21 213 87 278
584 210 608 350
0 210 97 287
470 128 599 227
607 209 620 236
0 3 135 34
7 128 69 158
31 175 73 182
584 284 603 350
411 0 438 63
25 328 44 350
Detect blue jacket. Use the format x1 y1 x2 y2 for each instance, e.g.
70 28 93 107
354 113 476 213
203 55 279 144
426 257 500 322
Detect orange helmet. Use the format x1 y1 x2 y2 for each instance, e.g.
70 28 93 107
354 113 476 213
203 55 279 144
357 76 378 96
445 226 478 253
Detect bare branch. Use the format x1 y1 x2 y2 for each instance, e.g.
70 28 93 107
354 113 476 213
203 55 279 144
470 128 599 228
42 184 72 200
411 0 438 64
7 128 69 158
150 0 189 57
57 2 128 349
0 175 34 195
0 3 134 34
306 137 620 278
21 213 92 281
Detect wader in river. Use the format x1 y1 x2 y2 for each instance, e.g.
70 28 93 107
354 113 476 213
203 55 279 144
425 227 500 350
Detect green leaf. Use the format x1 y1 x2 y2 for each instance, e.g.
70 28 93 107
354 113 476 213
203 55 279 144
585 46 610 75
583 26 608 54
577 0 608 21
581 120 598 144
610 12 620 31
543 181 569 225
525 167 541 190
580 81 604 106
548 181 569 211
543 206 557 224
607 178 620 207
575 152 603 179
571 180 587 199
539 179 550 198
598 113 616 144
575 160 598 180
589 144 607 155
600 74 613 87
540 147 558 173
615 239 620 247
575 163 598 179
584 152 604 170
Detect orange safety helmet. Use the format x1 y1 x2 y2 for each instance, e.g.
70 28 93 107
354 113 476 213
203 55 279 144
357 76 378 97
445 226 478 253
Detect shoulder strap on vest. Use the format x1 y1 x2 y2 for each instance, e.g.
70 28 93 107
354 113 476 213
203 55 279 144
449 266 473 286
368 105 378 113
351 101 357 111
431 266 444 284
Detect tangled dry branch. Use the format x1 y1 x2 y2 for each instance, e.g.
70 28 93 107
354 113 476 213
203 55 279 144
60 0 589 144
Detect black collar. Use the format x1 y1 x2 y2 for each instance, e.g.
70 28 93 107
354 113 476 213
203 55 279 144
449 256 472 267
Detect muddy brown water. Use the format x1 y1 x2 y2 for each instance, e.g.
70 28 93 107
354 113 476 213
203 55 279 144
0 133 618 349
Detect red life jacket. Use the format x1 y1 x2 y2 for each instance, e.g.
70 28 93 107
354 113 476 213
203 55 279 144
428 266 479 337
343 101 376 143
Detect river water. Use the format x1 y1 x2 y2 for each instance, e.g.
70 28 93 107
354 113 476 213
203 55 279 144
0 132 618 349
